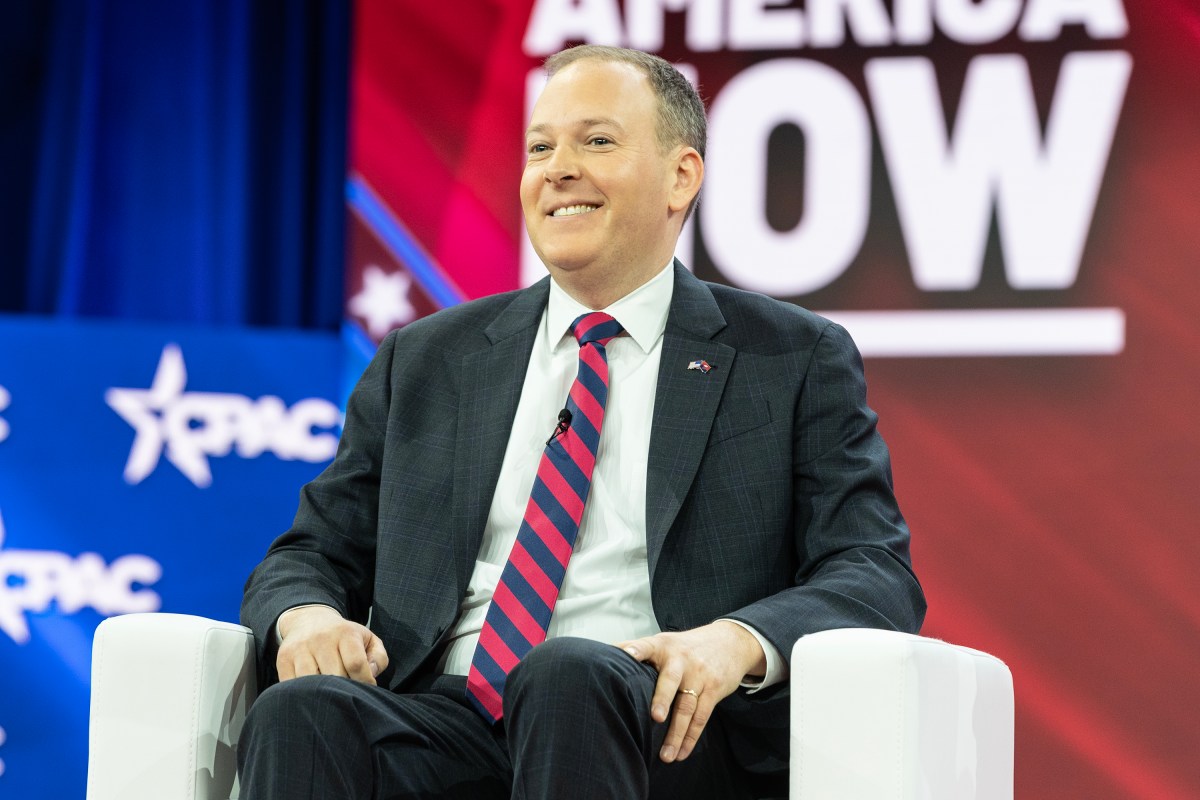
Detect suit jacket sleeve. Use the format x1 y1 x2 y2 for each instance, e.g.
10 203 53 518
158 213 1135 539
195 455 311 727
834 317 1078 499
240 330 397 685
721 319 925 660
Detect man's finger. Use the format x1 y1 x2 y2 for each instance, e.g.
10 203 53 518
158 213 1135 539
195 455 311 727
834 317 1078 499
280 649 319 682
676 695 716 761
338 635 376 684
660 686 700 762
650 659 685 724
313 645 350 678
277 650 296 682
366 633 389 677
616 637 656 663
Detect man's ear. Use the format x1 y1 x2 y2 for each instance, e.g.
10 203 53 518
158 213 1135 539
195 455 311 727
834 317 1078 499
667 147 704 214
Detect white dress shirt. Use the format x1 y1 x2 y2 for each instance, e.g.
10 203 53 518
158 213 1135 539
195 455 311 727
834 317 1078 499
438 264 784 689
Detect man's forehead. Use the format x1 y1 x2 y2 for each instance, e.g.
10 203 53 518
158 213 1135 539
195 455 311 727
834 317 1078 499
526 61 653 132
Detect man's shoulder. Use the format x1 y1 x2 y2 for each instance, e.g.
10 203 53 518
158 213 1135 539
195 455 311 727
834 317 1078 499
700 278 838 347
386 283 545 352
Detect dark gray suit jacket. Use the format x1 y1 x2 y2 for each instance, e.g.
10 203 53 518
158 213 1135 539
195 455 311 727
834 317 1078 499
242 262 924 775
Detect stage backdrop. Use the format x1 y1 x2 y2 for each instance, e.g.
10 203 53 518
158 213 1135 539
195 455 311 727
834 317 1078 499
344 1 1199 798
0 318 341 798
1 3 350 795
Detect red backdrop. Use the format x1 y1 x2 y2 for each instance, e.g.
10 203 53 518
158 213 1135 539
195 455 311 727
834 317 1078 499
345 2 1200 796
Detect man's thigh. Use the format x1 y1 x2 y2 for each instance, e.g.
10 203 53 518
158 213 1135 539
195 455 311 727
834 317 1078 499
240 674 511 800
372 675 514 799
504 637 761 800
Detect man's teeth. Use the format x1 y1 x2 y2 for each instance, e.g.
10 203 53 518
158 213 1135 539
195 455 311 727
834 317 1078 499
552 204 599 217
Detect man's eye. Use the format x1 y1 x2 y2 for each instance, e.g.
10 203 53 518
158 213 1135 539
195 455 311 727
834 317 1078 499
590 137 611 146
528 143 549 154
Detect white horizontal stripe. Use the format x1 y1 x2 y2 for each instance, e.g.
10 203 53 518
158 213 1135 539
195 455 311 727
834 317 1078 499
817 308 1125 357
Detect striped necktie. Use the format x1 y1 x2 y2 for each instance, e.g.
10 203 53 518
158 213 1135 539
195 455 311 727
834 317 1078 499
466 311 624 723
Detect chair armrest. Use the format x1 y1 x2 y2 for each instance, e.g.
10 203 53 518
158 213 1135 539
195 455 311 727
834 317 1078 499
87 613 257 800
790 629 1014 800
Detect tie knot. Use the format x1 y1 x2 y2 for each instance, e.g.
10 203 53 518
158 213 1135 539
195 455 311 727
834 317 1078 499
571 312 623 347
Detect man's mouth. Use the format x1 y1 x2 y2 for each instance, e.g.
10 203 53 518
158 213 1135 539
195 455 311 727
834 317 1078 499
551 204 600 218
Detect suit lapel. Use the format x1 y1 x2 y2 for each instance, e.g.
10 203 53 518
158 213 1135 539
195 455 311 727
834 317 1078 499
451 280 549 594
646 264 734 579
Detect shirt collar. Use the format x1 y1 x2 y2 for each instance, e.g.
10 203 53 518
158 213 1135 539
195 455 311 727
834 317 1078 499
545 262 675 355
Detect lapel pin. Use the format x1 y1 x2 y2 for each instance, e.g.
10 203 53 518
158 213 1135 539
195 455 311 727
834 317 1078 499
687 359 713 374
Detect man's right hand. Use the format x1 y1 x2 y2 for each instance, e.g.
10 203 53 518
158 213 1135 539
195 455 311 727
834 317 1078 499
275 605 390 686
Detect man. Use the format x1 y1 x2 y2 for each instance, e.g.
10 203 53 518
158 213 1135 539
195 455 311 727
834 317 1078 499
238 45 923 799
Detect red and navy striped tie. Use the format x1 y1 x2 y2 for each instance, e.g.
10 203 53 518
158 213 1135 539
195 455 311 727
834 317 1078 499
466 311 624 723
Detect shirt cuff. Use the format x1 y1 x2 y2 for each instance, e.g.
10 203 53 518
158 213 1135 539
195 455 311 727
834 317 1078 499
718 618 788 693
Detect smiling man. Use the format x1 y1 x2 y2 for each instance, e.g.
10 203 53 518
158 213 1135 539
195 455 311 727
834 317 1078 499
238 45 924 800
520 53 701 308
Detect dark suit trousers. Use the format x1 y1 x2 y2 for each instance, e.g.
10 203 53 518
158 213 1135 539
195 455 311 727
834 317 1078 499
237 637 762 800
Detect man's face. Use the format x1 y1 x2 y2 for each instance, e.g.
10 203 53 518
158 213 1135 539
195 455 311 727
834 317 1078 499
521 59 690 295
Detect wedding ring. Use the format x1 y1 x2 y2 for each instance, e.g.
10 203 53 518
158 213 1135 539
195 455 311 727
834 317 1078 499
678 688 699 697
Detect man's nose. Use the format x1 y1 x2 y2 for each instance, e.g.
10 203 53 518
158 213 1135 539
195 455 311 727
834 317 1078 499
543 146 580 183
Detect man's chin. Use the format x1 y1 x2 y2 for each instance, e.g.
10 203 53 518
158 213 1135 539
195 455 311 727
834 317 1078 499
539 253 600 278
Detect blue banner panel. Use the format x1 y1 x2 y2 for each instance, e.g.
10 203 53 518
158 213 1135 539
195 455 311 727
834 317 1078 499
0 316 342 798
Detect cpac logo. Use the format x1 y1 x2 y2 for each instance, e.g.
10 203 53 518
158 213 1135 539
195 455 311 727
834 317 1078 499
106 344 341 488
0 508 162 645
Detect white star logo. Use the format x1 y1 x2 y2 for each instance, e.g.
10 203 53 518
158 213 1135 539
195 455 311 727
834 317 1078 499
348 265 415 338
105 344 197 485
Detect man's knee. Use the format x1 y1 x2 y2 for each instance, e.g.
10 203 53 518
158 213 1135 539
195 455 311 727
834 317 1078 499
246 675 344 728
505 637 652 718
239 676 383 799
241 674 373 762
510 637 630 685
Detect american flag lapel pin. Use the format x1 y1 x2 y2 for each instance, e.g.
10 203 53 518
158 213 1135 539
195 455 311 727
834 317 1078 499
687 359 713 374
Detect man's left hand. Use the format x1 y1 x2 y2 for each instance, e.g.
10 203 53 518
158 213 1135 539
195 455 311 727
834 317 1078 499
615 620 767 763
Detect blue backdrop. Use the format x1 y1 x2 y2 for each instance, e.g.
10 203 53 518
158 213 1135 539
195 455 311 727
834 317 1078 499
0 316 342 797
0 0 348 328
0 1 352 795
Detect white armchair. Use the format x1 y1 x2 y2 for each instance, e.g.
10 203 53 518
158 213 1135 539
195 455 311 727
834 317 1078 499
87 614 1013 800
